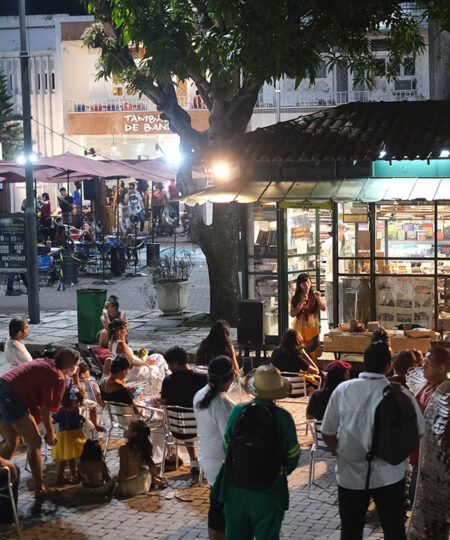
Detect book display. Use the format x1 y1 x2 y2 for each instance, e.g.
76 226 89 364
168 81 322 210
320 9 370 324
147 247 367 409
247 204 278 336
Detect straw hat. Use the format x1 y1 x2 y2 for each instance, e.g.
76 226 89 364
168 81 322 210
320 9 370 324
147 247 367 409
245 365 292 400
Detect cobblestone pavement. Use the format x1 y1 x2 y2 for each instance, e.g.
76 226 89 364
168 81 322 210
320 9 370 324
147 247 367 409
0 392 384 539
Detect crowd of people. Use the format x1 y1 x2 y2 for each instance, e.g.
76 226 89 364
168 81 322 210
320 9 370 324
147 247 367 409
0 297 449 539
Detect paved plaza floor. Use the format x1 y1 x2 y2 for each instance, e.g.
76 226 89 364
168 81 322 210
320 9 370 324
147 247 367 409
0 394 385 540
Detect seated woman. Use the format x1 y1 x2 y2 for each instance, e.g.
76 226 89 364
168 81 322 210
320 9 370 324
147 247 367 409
196 319 239 374
107 319 165 391
78 221 96 244
78 439 115 497
100 355 134 405
100 355 165 463
271 328 320 376
98 295 127 348
117 420 166 497
306 360 351 421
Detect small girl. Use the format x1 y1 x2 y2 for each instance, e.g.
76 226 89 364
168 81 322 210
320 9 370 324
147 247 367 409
52 386 87 485
117 420 166 497
78 439 115 496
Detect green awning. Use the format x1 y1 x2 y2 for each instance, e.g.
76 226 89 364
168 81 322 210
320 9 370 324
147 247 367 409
183 177 450 205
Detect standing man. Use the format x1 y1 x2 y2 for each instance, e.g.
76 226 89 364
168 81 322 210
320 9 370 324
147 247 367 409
321 341 425 540
213 365 300 540
125 182 145 232
58 187 73 225
71 181 82 228
0 347 80 498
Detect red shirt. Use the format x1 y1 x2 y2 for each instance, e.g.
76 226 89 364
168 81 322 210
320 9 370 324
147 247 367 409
40 200 51 217
168 182 179 200
1 358 66 424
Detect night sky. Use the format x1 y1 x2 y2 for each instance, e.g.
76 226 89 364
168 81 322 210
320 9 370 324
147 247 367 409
0 0 87 16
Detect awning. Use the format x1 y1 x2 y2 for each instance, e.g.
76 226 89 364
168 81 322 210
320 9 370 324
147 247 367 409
182 177 450 205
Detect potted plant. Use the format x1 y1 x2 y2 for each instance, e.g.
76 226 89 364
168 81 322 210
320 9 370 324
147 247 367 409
147 249 194 315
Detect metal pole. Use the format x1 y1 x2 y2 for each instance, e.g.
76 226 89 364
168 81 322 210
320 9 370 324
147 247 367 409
19 0 40 323
275 80 281 123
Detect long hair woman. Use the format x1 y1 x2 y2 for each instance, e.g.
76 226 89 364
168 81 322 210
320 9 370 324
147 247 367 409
290 273 326 361
306 360 351 420
271 328 319 375
196 320 238 373
194 356 235 540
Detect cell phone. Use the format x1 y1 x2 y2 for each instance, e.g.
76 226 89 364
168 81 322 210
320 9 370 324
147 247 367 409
134 387 144 397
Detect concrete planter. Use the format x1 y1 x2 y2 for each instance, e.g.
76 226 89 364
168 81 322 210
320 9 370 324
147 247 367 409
154 280 189 315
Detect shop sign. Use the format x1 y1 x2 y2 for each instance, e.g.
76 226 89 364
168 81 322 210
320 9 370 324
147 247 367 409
123 113 171 133
0 213 27 273
278 200 332 209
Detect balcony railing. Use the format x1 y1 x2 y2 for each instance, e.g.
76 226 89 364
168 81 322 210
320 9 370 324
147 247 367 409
66 94 207 113
255 89 423 109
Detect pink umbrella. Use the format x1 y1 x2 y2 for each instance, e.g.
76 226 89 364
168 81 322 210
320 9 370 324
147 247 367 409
38 152 114 178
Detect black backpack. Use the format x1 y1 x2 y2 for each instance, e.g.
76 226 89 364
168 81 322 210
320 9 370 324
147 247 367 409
225 403 283 490
365 383 419 489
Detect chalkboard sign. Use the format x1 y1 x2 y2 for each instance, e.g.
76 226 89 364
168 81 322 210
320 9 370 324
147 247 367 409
0 213 27 273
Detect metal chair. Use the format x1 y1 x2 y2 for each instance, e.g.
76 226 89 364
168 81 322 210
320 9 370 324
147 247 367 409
0 466 21 537
103 401 165 457
307 420 333 497
160 406 203 483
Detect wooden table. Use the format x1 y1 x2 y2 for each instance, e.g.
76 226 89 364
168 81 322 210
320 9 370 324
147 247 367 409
323 330 438 359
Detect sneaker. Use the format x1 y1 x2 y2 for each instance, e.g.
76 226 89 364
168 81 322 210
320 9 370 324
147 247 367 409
5 289 21 296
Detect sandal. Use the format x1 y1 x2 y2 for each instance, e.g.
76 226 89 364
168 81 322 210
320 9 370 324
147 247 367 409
35 487 60 500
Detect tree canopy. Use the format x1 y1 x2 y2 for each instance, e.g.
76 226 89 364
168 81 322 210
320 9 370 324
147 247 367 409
0 69 23 160
83 0 449 157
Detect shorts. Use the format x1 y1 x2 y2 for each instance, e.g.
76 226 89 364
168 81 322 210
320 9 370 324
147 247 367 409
0 379 29 424
208 492 225 532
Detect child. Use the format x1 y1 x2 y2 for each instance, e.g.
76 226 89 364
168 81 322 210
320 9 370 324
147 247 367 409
78 439 115 496
74 361 106 432
52 387 87 485
117 420 166 497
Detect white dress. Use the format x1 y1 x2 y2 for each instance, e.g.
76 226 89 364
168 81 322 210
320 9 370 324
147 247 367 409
110 340 163 395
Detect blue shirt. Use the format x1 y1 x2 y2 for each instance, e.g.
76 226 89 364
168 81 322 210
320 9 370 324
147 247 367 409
72 189 82 207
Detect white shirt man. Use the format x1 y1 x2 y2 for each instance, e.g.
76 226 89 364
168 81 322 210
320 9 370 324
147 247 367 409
321 341 424 540
5 317 32 367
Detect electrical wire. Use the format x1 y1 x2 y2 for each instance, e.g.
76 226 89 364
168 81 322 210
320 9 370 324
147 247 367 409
30 117 176 182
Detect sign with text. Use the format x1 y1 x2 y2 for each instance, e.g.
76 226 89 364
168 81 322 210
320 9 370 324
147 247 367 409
123 113 170 133
0 213 27 273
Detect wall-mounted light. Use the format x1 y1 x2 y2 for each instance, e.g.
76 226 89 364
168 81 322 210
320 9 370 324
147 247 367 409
378 149 387 159
439 149 450 158
212 161 231 180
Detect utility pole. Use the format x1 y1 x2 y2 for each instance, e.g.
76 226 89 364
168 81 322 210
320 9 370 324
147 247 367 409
19 0 40 323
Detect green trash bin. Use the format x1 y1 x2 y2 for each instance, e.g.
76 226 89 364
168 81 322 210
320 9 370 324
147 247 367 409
77 288 107 344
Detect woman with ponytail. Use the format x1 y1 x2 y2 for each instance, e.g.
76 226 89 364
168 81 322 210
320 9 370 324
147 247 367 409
194 356 235 540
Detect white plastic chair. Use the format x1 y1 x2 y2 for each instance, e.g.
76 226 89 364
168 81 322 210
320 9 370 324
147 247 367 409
160 405 203 483
103 401 165 457
307 420 333 497
0 466 21 537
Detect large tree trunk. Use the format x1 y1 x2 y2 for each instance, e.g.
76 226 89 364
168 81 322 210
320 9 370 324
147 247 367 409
191 202 241 325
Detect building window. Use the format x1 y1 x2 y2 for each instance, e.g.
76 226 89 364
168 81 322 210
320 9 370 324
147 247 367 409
403 57 415 76
371 39 391 51
316 60 327 78
9 74 13 92
37 73 41 92
51 72 55 91
113 87 123 96
44 73 48 91
374 58 385 75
